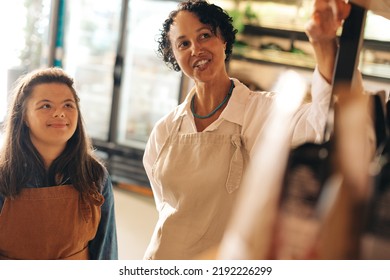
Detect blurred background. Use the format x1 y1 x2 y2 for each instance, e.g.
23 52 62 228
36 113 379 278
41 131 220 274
0 0 389 259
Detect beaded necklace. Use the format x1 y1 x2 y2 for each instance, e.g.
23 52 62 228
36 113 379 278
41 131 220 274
191 79 234 119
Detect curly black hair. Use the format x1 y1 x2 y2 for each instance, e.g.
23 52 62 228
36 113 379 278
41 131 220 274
157 0 237 72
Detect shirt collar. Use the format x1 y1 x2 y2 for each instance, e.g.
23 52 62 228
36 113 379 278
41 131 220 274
172 78 251 126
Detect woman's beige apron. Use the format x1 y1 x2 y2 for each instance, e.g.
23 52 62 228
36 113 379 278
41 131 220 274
0 184 103 260
145 116 247 259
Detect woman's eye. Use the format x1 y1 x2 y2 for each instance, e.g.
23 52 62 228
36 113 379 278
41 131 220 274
41 104 51 109
200 31 214 40
178 41 189 49
64 103 76 110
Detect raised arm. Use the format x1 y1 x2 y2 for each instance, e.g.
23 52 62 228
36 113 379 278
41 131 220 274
305 0 351 83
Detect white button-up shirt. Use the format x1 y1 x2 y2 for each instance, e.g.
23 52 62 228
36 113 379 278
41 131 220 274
144 68 332 211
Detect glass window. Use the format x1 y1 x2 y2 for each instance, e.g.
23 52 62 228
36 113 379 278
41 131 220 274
0 0 51 123
62 0 122 140
117 0 182 149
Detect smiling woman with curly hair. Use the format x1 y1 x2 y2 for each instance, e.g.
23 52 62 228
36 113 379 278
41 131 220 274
157 0 236 72
142 0 352 260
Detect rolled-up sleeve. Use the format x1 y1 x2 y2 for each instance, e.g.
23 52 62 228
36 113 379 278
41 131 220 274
290 66 332 146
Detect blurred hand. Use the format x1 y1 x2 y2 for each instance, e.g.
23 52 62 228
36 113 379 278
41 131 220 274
305 0 352 82
305 0 351 43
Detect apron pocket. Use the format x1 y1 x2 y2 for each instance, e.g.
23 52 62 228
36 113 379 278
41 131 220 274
226 134 245 194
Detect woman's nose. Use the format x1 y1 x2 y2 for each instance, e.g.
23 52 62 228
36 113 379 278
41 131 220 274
54 109 65 118
191 42 203 56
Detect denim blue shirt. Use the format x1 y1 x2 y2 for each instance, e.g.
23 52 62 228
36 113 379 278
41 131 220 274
88 174 118 260
0 174 118 260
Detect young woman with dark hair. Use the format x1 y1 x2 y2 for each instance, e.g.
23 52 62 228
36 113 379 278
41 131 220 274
0 67 118 260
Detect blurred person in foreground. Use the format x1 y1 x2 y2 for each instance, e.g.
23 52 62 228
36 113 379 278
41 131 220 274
143 0 353 260
0 67 118 260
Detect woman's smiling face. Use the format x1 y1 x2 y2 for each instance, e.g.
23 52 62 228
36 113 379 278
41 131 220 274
169 10 227 82
24 82 78 151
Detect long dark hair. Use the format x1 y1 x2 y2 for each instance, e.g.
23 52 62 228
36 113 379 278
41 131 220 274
157 0 237 71
0 67 106 198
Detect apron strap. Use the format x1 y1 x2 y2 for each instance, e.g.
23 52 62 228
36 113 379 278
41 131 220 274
152 116 184 178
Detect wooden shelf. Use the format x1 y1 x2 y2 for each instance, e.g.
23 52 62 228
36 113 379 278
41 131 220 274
232 22 390 80
232 48 315 70
243 24 309 41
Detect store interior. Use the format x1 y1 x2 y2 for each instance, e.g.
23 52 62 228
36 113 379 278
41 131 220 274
0 0 389 259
